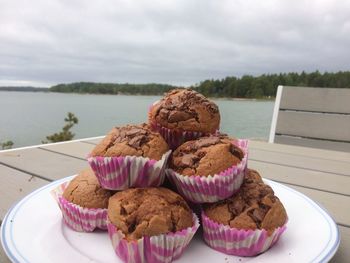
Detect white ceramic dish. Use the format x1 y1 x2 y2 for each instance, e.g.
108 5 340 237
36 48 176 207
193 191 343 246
1 176 339 263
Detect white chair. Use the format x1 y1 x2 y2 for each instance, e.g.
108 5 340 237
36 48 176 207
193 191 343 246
269 85 350 152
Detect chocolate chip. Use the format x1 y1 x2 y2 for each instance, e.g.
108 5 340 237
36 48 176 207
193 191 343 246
268 195 277 202
126 128 146 136
197 151 206 158
230 144 244 160
259 185 274 197
168 111 193 122
109 125 151 149
248 205 270 226
128 221 136 233
228 198 245 216
120 206 127 215
180 153 200 167
120 130 126 138
195 137 220 148
158 108 169 120
114 136 123 143
128 135 146 148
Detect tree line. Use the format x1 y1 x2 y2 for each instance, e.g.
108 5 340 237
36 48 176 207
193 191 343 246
50 82 175 95
193 71 350 98
46 70 350 98
0 86 48 92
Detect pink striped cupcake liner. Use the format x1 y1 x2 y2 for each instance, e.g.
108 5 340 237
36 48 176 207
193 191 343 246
107 213 200 263
87 150 171 190
202 211 287 256
166 139 248 203
150 122 208 150
51 181 108 232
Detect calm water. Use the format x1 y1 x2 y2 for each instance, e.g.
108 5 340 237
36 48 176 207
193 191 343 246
0 91 274 148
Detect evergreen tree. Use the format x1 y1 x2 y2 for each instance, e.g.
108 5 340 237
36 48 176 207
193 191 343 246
44 112 79 143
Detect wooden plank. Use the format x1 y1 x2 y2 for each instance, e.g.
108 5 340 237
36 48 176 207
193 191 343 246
249 148 350 176
40 141 95 159
284 183 350 226
0 165 48 220
331 226 350 263
0 148 88 181
276 110 350 142
0 246 10 263
274 135 350 152
250 160 350 196
82 137 103 145
249 140 350 162
280 86 350 114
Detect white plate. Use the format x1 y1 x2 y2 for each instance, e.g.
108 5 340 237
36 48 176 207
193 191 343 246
1 176 339 263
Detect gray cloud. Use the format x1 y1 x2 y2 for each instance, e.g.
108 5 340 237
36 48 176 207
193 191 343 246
1 0 350 86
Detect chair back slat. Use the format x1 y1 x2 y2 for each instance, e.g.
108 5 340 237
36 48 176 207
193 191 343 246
280 86 350 114
270 86 350 152
274 135 350 152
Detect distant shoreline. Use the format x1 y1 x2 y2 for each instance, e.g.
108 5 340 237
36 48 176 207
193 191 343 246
2 70 350 100
0 87 49 92
0 89 275 101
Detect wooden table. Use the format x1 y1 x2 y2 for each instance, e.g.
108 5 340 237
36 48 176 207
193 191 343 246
0 138 349 262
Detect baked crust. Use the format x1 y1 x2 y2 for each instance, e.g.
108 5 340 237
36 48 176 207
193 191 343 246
149 89 220 133
170 136 243 176
108 187 193 241
204 169 287 234
90 123 169 160
62 168 112 209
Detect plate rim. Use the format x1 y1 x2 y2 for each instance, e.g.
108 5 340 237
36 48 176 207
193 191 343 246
1 176 340 263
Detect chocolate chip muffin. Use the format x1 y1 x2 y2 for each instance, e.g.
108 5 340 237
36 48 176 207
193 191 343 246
149 88 220 134
63 168 112 209
203 169 287 234
108 187 193 241
170 136 244 176
90 123 169 161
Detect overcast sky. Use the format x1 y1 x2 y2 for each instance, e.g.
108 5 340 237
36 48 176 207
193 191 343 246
1 0 350 87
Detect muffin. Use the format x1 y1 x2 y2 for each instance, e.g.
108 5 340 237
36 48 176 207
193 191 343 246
170 136 243 176
88 123 171 190
202 169 288 256
149 88 220 149
90 123 169 161
166 136 248 203
52 168 112 232
107 187 199 263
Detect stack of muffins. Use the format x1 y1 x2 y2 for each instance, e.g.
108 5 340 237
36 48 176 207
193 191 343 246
52 88 288 262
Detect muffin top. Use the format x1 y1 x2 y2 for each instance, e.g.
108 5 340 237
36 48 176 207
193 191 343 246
170 136 244 176
204 169 287 233
108 187 193 241
149 88 220 133
90 123 169 160
62 168 112 209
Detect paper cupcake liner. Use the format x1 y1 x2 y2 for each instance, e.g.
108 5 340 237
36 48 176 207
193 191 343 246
107 213 200 263
51 181 108 232
166 139 248 203
150 122 208 150
87 150 171 190
202 211 287 257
